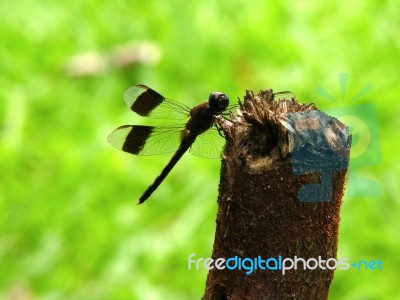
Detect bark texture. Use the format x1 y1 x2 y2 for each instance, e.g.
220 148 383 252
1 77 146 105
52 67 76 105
203 89 351 300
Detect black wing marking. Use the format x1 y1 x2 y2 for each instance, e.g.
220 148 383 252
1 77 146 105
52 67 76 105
124 85 191 120
108 125 186 156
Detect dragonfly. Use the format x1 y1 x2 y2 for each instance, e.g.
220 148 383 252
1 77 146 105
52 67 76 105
108 84 233 204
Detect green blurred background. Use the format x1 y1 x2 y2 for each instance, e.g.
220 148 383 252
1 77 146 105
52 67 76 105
1 0 399 299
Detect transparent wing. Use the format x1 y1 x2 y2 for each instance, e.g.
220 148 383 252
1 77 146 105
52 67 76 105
124 85 191 120
108 125 185 156
190 129 226 159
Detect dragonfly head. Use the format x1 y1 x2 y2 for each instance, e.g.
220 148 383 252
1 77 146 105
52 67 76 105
208 92 229 113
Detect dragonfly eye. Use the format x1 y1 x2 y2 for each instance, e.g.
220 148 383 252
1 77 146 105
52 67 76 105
209 92 229 112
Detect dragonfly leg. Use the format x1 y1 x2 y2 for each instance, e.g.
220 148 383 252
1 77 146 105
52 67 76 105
214 122 225 138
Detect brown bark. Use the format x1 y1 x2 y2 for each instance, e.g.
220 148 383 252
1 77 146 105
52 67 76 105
203 89 351 300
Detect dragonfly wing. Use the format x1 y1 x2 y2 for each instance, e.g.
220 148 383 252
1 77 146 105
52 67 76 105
190 129 226 159
124 85 191 120
108 125 185 156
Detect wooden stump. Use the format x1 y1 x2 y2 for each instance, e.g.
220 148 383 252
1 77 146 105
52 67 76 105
203 89 351 300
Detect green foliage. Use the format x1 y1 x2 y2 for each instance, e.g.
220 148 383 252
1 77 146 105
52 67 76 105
0 0 398 299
